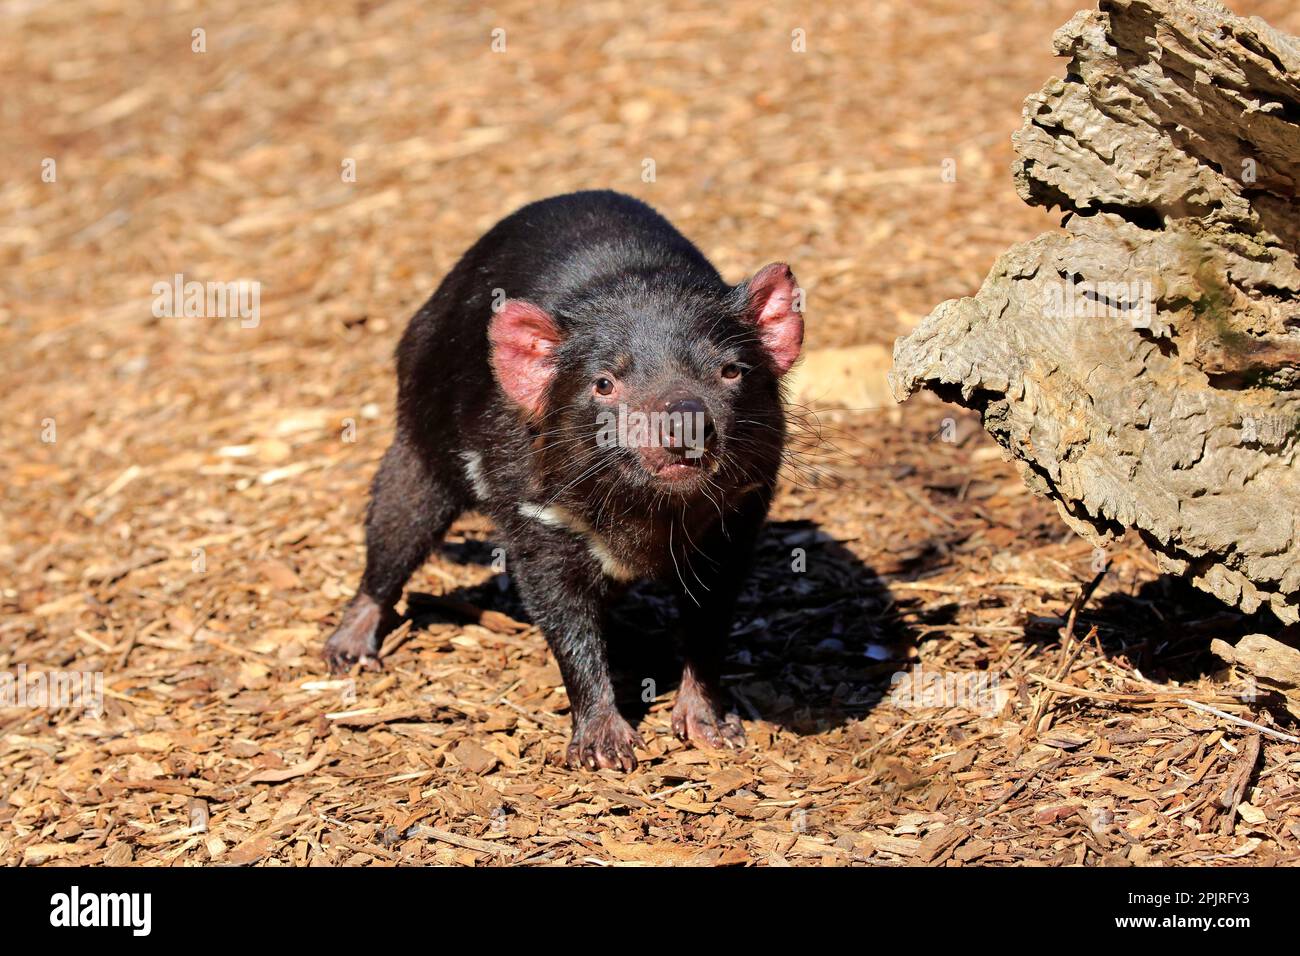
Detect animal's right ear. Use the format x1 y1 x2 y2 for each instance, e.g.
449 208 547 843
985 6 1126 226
489 300 564 420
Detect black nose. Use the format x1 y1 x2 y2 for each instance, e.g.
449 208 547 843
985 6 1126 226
663 396 715 450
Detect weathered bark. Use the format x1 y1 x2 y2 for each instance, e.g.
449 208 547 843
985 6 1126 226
1212 633 1300 719
891 0 1300 622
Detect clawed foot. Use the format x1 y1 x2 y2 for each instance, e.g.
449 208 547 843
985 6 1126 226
672 672 746 750
323 594 391 673
565 708 644 771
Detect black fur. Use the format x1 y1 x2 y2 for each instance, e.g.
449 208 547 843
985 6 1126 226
325 190 793 769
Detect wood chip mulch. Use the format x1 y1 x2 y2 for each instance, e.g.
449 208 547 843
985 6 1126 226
3 0 1299 867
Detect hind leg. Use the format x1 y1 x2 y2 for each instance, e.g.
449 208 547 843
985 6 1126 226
324 435 466 672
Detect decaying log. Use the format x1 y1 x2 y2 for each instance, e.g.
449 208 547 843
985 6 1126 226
891 0 1300 622
1212 632 1300 719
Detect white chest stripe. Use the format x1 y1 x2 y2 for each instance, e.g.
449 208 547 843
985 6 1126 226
518 502 639 582
459 451 491 499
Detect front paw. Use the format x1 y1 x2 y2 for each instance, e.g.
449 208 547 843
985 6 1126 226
565 708 644 771
323 594 388 674
672 680 746 750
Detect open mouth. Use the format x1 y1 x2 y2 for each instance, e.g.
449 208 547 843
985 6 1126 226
640 447 709 483
652 458 704 481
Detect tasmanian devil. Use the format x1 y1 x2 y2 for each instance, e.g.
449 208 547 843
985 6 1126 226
323 190 804 770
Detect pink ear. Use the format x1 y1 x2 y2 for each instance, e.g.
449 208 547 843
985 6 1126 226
489 300 563 419
745 263 803 376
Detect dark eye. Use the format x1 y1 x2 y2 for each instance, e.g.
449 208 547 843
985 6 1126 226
594 376 615 396
720 363 743 380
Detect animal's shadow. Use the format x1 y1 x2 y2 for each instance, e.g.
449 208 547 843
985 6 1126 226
420 523 1300 732
409 519 918 735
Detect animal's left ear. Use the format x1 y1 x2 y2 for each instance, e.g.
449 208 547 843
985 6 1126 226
742 262 803 376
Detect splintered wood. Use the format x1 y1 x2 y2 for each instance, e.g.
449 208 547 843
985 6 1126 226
3 0 1300 867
